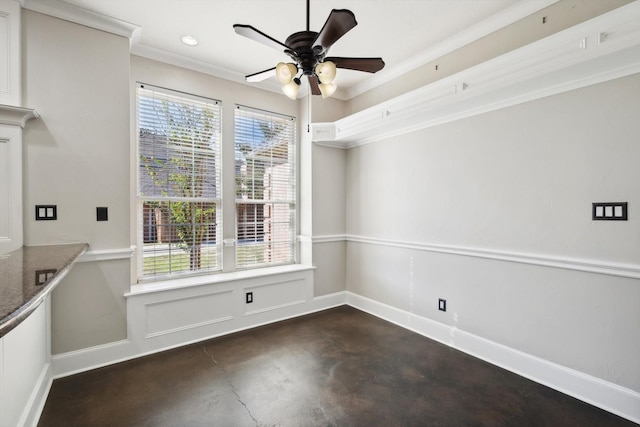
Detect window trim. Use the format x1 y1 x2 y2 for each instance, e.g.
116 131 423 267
134 85 301 283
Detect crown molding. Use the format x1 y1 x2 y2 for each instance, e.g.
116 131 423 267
16 0 558 101
19 0 140 41
312 1 640 148
132 44 246 83
346 0 561 99
132 44 298 98
0 104 38 128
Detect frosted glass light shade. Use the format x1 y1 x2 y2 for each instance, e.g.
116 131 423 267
276 62 298 84
282 78 301 99
319 82 337 99
315 61 337 84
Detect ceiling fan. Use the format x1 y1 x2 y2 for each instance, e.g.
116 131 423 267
233 0 385 99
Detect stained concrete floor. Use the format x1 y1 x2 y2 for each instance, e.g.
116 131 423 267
39 306 635 426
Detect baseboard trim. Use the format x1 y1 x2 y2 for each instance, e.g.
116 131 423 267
345 291 640 424
21 362 52 427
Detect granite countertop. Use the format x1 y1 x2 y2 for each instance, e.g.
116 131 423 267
0 243 88 338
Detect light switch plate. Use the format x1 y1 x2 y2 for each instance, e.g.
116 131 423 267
592 202 627 221
35 205 57 220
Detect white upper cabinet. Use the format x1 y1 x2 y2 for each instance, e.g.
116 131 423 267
0 1 37 254
0 0 21 106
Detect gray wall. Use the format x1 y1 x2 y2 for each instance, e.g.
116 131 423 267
22 10 131 354
311 98 348 296
344 73 640 392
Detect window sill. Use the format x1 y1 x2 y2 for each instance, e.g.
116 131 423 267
126 264 315 297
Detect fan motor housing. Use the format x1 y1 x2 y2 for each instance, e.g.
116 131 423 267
285 31 325 75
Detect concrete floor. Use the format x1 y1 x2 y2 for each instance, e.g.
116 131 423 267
39 306 635 426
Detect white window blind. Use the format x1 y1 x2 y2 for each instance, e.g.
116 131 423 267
137 83 222 279
234 105 296 269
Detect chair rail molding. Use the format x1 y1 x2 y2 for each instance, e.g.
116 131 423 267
312 234 640 280
346 234 640 280
77 247 135 263
312 1 640 148
0 105 39 128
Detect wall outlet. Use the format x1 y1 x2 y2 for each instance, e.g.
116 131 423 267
35 269 56 285
438 298 447 312
96 206 108 221
246 292 253 304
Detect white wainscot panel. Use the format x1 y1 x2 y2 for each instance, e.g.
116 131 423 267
145 290 234 338
244 278 308 316
125 267 315 355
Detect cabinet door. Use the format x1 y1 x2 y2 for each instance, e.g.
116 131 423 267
0 124 23 254
0 0 22 106
0 303 48 427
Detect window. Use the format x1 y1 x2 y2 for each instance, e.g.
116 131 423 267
235 105 296 269
136 83 222 279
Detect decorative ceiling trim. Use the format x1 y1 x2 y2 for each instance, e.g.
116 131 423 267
346 0 561 99
0 104 38 128
312 1 640 149
19 0 141 41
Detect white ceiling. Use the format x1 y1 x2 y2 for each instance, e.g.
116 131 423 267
56 0 557 99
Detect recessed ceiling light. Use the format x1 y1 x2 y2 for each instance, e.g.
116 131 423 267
181 35 199 46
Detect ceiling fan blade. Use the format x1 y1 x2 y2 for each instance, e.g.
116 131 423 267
246 67 276 83
325 57 385 73
312 9 357 53
233 24 291 52
308 75 321 96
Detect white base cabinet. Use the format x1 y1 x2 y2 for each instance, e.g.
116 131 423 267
0 300 51 427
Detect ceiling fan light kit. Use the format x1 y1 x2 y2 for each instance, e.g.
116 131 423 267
276 62 298 84
233 0 384 99
315 61 336 84
282 78 302 100
318 82 337 99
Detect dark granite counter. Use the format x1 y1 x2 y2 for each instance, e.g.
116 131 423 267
0 243 88 338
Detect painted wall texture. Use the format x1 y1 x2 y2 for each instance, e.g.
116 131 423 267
345 73 640 392
22 10 131 353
